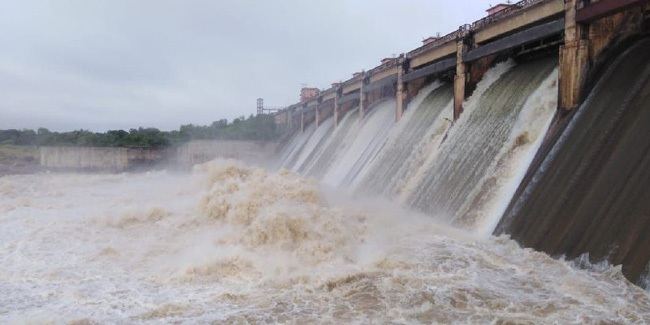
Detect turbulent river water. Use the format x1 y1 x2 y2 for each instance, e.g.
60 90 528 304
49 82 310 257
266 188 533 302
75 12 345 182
1 161 650 324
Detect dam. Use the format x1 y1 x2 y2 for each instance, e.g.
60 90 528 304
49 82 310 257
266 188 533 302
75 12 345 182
270 0 650 289
5 0 650 322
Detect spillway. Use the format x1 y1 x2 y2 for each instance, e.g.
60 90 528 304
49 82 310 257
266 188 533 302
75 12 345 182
280 57 560 235
321 100 395 188
356 82 454 199
495 39 650 287
276 123 316 170
290 116 334 172
303 107 360 179
406 58 558 233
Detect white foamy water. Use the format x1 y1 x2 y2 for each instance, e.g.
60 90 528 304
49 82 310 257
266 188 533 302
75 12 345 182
1 163 649 324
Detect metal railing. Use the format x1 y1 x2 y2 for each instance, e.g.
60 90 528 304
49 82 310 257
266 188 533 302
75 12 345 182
319 87 336 96
367 58 398 76
471 0 551 31
406 24 470 58
340 72 365 88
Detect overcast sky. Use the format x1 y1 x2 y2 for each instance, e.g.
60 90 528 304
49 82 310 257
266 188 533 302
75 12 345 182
0 0 489 132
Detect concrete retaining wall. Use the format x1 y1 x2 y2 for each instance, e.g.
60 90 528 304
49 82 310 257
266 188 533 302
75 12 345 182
39 146 172 171
40 140 278 171
176 140 277 167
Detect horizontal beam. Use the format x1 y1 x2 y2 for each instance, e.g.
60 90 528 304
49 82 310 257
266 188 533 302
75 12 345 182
322 92 336 101
463 18 564 62
409 42 457 69
576 0 647 23
302 106 315 114
370 66 399 83
402 58 457 83
342 79 363 94
302 98 318 107
318 98 335 109
363 74 398 93
338 92 360 105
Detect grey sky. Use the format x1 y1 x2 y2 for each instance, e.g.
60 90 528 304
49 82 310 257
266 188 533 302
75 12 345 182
0 0 489 132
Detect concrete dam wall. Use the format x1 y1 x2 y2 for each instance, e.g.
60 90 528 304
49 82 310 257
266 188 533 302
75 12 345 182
495 39 650 287
268 0 650 289
274 38 650 290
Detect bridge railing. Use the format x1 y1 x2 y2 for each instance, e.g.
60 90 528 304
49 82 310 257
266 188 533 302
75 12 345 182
340 72 365 88
367 58 398 76
406 25 471 59
471 0 551 31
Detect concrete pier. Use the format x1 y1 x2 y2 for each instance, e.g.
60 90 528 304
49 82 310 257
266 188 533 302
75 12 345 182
333 92 340 127
559 0 590 110
454 40 468 120
359 80 367 120
396 57 406 121
300 106 305 133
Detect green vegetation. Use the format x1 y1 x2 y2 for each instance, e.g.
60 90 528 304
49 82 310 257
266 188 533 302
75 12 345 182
0 114 279 148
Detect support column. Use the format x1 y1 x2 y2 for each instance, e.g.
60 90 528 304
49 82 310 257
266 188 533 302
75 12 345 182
359 83 367 120
300 106 305 133
396 56 407 122
286 109 292 131
316 97 323 128
559 0 590 110
453 40 468 121
333 91 340 128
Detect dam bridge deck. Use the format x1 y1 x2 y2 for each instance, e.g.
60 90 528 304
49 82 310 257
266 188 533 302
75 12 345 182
274 0 649 133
